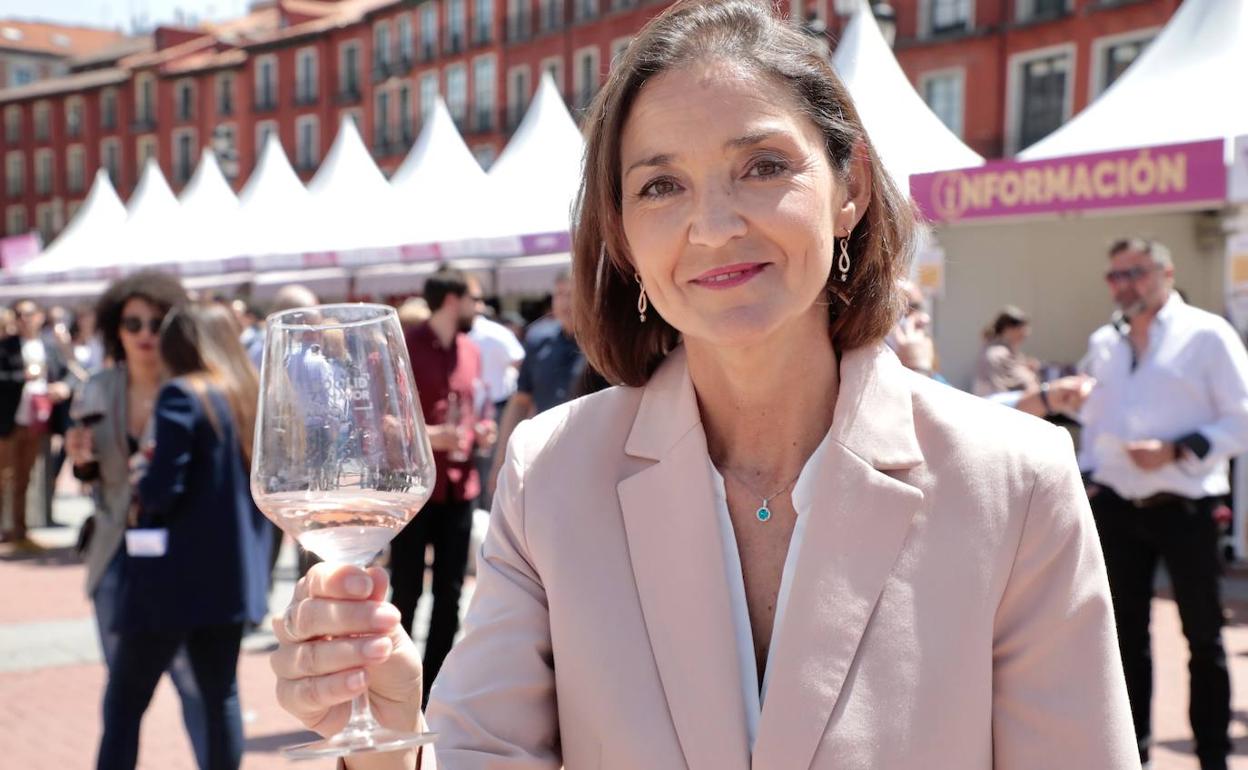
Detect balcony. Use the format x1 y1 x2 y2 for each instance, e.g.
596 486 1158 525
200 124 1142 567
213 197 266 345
396 52 415 74
295 87 319 107
373 58 393 83
472 27 493 47
474 107 495 133
506 102 526 131
131 115 157 132
447 32 465 55
336 85 362 105
253 96 279 113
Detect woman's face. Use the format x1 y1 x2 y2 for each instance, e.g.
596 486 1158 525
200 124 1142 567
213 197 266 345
619 59 867 349
118 297 164 366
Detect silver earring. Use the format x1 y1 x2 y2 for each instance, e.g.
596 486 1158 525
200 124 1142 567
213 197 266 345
838 233 852 282
635 273 648 323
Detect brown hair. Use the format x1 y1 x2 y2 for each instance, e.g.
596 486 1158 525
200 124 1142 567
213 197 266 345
571 0 916 386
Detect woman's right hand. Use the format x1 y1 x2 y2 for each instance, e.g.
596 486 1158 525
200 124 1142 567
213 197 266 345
271 563 425 737
66 427 94 466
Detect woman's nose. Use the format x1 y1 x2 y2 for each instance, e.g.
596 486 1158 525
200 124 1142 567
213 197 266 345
687 184 747 249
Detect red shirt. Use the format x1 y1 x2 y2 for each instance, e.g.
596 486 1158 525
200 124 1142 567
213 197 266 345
405 322 482 504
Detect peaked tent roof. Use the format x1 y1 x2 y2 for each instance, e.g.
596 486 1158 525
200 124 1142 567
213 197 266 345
118 157 186 268
1019 0 1248 160
19 169 127 277
175 149 242 267
306 115 400 251
832 0 983 187
234 132 317 262
488 72 585 237
391 97 493 243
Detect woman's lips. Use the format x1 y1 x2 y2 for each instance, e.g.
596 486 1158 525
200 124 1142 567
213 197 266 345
690 262 767 289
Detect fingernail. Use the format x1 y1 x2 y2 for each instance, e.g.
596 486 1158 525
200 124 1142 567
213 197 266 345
347 671 367 690
345 574 372 597
363 638 391 659
371 605 399 629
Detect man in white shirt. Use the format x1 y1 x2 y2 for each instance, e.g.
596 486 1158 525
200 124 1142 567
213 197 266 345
465 277 524 418
1079 237 1248 770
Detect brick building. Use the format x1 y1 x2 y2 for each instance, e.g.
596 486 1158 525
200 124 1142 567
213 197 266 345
0 0 1184 247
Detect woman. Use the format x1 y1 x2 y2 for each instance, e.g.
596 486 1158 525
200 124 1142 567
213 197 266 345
972 305 1041 397
66 271 214 768
95 304 270 770
269 1 1137 767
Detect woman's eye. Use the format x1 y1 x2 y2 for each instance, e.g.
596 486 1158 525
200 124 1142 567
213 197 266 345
639 177 679 199
747 159 789 178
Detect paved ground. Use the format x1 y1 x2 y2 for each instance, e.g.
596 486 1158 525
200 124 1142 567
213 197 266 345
3 495 1248 769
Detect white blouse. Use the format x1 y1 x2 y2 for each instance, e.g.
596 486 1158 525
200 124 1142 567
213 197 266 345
707 427 834 749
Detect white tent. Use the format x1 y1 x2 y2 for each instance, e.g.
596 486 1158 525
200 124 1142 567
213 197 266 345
116 157 186 270
1019 0 1248 160
832 0 984 189
488 72 585 241
175 148 243 274
391 97 493 246
18 169 127 280
306 115 401 264
234 132 317 270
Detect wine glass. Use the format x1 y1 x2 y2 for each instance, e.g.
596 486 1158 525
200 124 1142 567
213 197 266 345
252 303 438 759
69 377 107 479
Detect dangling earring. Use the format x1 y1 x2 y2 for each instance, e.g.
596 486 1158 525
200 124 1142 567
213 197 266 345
838 232 852 282
635 273 648 323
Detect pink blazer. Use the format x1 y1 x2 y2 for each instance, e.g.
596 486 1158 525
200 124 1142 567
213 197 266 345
422 343 1138 769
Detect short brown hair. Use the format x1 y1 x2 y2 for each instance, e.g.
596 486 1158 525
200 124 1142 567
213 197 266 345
96 270 188 362
571 0 916 387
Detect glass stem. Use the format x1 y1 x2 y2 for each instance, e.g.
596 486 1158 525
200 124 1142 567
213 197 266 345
345 692 381 736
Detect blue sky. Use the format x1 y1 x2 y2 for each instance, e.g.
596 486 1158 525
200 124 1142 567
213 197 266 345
4 0 248 31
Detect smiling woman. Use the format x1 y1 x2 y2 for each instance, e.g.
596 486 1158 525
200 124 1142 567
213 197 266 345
270 1 1140 768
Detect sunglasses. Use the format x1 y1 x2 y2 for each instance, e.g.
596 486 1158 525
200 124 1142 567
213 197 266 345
1105 265 1156 284
121 316 163 335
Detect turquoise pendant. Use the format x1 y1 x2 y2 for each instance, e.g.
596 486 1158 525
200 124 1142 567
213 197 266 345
756 506 772 522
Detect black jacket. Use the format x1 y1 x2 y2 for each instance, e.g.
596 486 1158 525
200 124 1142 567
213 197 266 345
0 333 74 437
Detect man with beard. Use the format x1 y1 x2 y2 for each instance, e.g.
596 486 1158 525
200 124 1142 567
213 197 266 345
393 263 483 702
1079 238 1248 770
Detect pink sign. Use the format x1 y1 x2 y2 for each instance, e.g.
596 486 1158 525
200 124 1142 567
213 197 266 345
910 139 1227 223
0 232 41 270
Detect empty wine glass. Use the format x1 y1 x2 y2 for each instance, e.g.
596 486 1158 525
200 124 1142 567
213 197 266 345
252 303 437 759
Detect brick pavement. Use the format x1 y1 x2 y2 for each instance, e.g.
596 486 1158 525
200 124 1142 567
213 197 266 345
3 497 1248 769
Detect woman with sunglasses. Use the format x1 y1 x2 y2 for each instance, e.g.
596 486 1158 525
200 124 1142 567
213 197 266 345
65 271 216 769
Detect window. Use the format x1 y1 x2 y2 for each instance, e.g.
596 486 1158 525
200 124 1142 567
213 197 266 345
472 144 497 170
508 0 531 41
296 116 319 170
420 4 439 60
255 55 278 110
1011 48 1072 152
175 79 195 122
1093 31 1154 96
101 138 121 186
575 0 598 23
473 0 494 45
538 0 562 32
507 65 530 129
6 206 27 237
420 71 440 119
398 14 415 67
448 0 467 53
374 22 392 79
340 42 362 99
33 101 50 141
398 82 414 142
67 201 81 222
37 203 56 243
540 56 564 95
34 149 53 195
135 74 156 126
295 48 319 105
5 152 24 197
925 0 971 36
101 87 119 129
136 136 158 176
473 56 496 131
1016 0 1066 23
375 89 392 150
610 37 631 70
610 0 636 10
12 65 35 87
573 47 599 111
447 64 468 127
255 121 278 156
65 97 84 138
217 72 235 116
173 130 196 185
212 124 238 179
4 107 19 143
921 70 964 138
66 145 85 193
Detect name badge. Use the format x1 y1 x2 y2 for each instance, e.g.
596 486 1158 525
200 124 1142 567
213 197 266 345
125 528 169 558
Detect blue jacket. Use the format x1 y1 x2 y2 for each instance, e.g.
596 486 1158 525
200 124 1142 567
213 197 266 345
117 379 271 633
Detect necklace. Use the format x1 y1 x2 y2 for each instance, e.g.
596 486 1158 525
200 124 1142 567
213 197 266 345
718 466 802 523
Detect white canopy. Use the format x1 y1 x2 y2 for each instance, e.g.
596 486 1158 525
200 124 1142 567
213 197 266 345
307 115 401 262
176 148 241 272
1019 0 1248 160
234 132 317 269
391 97 493 245
116 157 185 270
832 0 983 188
488 73 585 240
19 169 127 279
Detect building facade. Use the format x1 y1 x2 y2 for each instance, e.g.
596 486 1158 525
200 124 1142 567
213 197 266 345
0 0 1181 245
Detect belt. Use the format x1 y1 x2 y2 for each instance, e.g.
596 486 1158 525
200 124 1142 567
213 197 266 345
1128 492 1190 509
